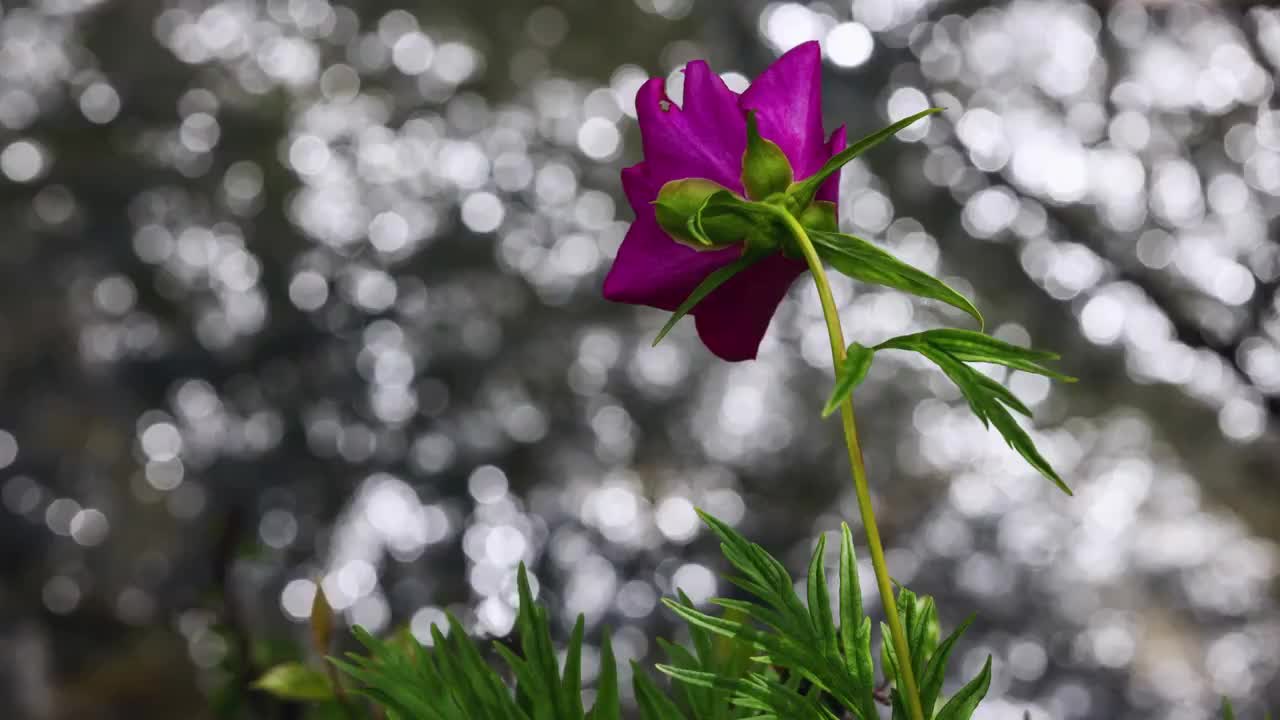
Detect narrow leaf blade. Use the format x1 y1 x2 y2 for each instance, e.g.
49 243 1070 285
810 230 983 328
653 249 768 346
254 662 334 702
589 632 621 720
893 340 1072 495
910 329 1073 381
792 109 943 207
935 656 992 720
823 343 876 417
919 616 974 715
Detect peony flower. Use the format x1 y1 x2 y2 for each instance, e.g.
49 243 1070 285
602 41 845 361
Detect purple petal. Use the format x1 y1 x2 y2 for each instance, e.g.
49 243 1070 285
603 163 738 310
636 60 746 191
692 254 806 361
739 41 827 179
818 125 846 205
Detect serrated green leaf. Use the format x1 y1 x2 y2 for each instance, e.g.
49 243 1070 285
920 616 974 716
790 108 943 209
986 396 1071 494
969 370 1033 418
664 598 751 642
254 662 334 702
655 664 724 691
838 524 878 720
935 656 992 720
879 335 1072 494
909 594 939 682
809 229 983 328
823 343 877 417
888 329 1074 381
881 588 938 705
904 328 1056 358
806 533 838 658
906 343 994 426
880 619 899 687
687 510 897 717
652 248 769 346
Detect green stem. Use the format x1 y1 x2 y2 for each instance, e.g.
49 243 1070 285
773 208 927 720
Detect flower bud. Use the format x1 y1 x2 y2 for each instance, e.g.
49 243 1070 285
741 111 794 201
797 200 837 233
653 178 753 250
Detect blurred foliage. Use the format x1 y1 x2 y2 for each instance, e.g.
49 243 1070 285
260 514 992 720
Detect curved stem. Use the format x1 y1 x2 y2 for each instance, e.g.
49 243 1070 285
772 208 927 720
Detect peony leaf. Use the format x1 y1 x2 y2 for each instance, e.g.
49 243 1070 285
875 332 1072 494
809 229 983 328
790 108 943 208
822 343 877 417
797 200 838 234
919 616 974 716
886 329 1075 382
934 657 992 720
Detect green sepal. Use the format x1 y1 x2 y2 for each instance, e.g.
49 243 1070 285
797 200 838 234
654 179 751 250
742 110 794 200
822 343 876 417
789 108 943 209
686 190 743 248
809 229 983 328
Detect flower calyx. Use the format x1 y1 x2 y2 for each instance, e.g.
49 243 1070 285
653 181 836 258
653 178 754 251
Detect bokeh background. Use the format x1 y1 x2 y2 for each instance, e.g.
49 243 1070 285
1 0 1278 717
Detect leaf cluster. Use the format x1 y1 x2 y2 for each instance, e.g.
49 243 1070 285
827 329 1075 493
255 512 995 720
661 511 990 720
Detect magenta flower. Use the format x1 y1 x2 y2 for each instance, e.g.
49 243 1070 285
602 42 845 361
